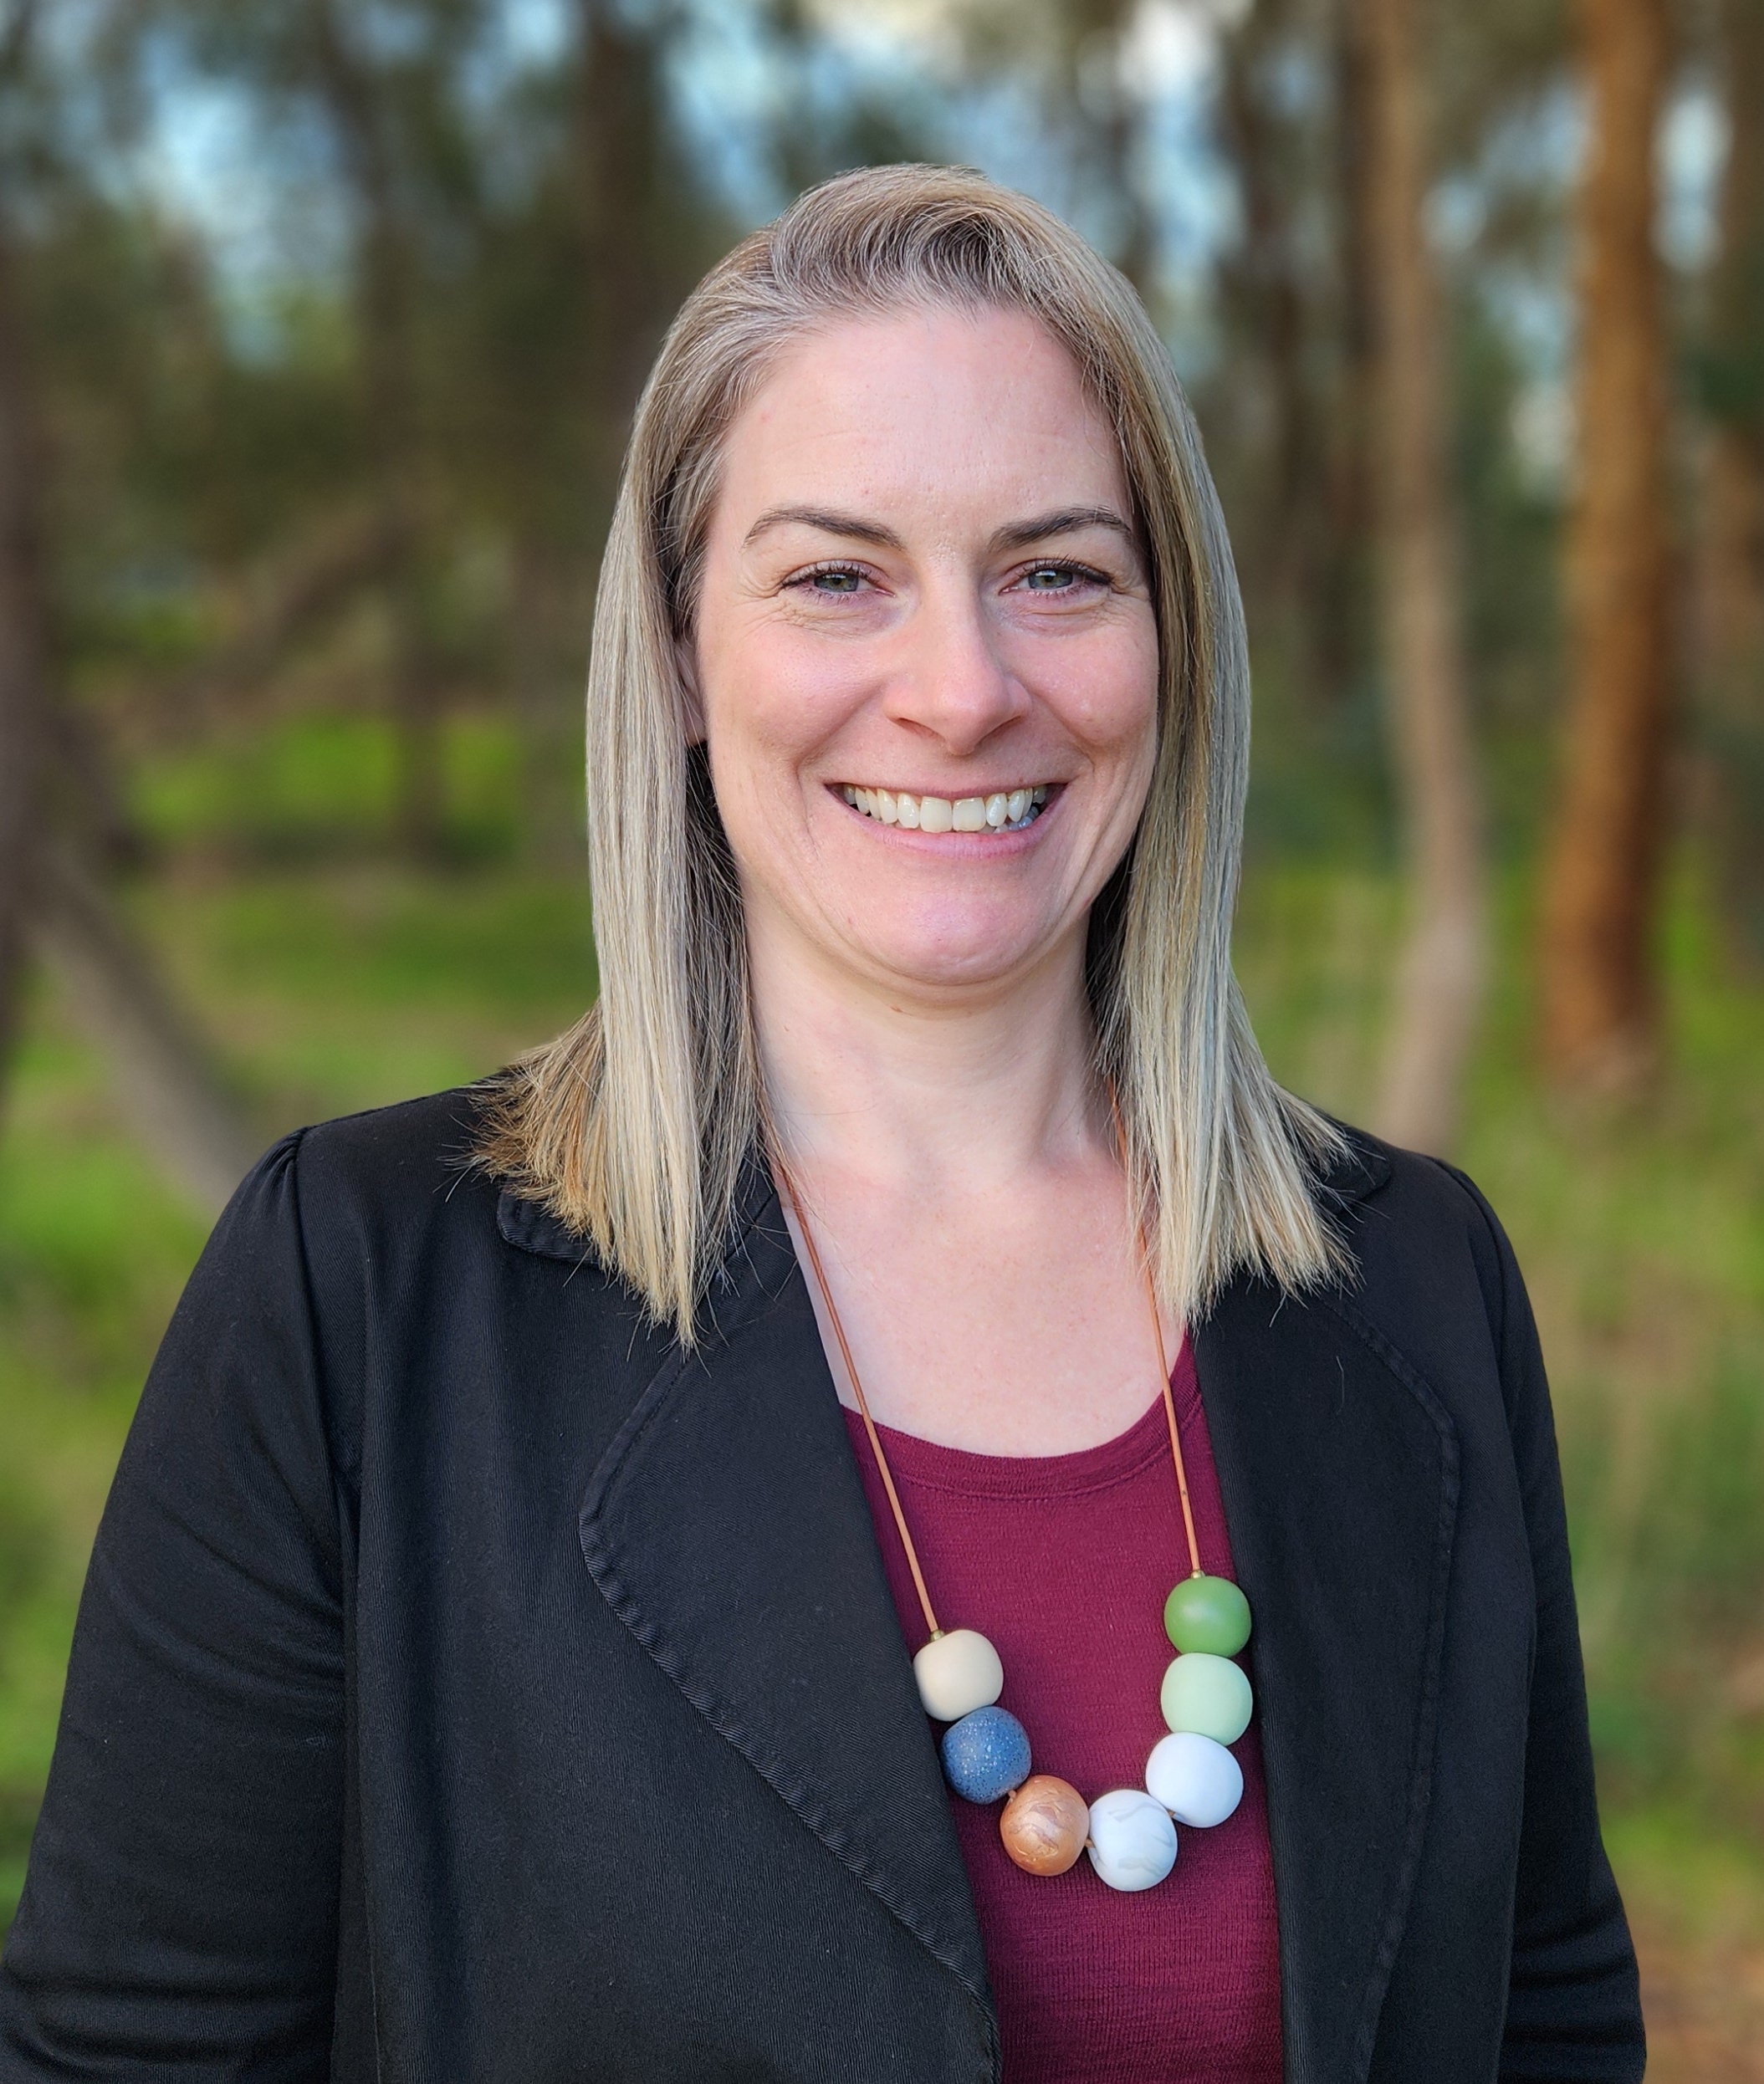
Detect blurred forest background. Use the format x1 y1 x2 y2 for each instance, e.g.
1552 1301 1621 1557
0 0 1760 2069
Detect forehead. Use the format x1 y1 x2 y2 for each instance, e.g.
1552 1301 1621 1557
711 304 1130 535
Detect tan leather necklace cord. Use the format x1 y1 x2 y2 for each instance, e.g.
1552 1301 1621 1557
780 1172 943 1639
1107 1082 1203 1579
776 1124 1205 1640
1146 1285 1204 1581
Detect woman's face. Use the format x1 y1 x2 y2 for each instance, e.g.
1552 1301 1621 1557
688 303 1160 1005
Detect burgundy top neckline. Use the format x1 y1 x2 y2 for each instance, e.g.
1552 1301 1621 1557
848 1360 1200 1500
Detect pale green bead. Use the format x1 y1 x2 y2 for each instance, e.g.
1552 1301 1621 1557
1159 1652 1252 1744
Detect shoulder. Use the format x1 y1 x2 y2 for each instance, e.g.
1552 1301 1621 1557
248 1079 591 1268
1322 1120 1511 1265
214 1082 626 1360
277 1081 495 1215
1315 1118 1536 1400
202 1085 672 1479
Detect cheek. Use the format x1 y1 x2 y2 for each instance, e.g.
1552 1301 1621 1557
702 621 867 777
1043 620 1161 759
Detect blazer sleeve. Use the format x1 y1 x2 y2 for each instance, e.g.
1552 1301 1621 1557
1444 1165 1645 2083
0 1132 345 2081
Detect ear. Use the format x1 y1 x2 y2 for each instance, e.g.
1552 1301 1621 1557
675 636 707 745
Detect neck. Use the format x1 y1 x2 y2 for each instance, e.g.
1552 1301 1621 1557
749 916 1109 1195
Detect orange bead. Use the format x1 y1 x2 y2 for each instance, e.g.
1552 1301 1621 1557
999 1775 1089 1877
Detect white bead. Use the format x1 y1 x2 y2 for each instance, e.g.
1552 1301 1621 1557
1086 1788 1178 1892
913 1629 1005 1721
1145 1731 1244 1827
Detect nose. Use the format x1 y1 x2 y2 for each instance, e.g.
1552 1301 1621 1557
881 576 1030 755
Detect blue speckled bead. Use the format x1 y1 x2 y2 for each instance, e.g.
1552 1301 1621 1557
941 1706 1032 1802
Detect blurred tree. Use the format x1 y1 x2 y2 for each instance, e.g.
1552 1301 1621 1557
948 0 1153 294
0 0 254 1202
0 3 49 1090
1541 0 1673 1087
1698 0 1764 963
1057 0 1158 297
304 0 452 861
165 0 490 861
469 0 729 856
151 0 725 863
1359 0 1485 1154
1212 0 1369 702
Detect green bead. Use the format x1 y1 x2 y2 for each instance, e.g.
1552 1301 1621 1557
1161 1652 1253 1744
1163 1573 1252 1656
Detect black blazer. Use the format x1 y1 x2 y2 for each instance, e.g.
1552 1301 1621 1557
0 1087 1644 2082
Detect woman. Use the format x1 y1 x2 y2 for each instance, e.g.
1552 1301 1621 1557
0 166 1641 2081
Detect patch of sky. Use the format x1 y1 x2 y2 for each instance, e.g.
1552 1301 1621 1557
666 0 1237 380
665 0 802 227
2 0 126 218
1659 78 1726 274
135 33 351 358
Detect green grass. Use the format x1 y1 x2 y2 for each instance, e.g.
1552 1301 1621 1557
0 827 1760 1956
0 852 597 1923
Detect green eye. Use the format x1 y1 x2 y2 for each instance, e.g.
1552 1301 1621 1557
1025 565 1076 590
810 570 862 593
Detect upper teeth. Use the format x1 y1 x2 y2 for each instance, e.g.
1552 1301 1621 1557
840 785 1049 831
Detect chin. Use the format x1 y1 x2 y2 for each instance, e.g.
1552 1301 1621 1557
855 922 1055 994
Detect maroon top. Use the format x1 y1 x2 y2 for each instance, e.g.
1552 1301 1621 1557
841 1340 1283 2083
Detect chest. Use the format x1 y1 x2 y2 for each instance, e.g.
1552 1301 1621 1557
781 1178 1177 1453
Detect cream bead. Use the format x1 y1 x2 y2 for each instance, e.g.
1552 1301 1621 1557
1086 1788 1178 1892
1145 1731 1244 1827
913 1629 1005 1721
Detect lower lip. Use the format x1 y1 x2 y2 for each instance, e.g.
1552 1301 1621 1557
826 787 1061 858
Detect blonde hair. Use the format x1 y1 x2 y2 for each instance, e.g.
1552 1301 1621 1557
478 163 1347 1341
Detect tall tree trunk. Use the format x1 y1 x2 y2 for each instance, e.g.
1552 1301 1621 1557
1700 0 1764 961
1219 0 1322 641
0 178 47 1097
575 0 657 478
0 14 255 1203
1320 0 1378 703
1541 0 1673 1085
33 846 258 1215
309 0 441 861
1361 0 1485 1154
1071 0 1157 299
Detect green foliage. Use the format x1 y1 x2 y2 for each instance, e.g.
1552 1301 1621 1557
1240 856 1764 1867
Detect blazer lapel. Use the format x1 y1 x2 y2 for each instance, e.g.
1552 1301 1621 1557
1196 1141 1459 2084
574 1167 991 2020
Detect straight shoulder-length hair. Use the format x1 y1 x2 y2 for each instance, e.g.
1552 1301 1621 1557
477 162 1348 1343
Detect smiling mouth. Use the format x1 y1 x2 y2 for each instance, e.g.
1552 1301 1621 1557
837 784 1051 834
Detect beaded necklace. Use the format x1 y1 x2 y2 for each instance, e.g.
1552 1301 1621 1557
781 1169 1255 1893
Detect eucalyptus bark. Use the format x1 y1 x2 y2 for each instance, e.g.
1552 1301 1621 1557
308 0 440 861
1541 0 1673 1084
32 847 258 1215
1700 0 1764 960
1071 0 1157 299
0 141 48 1097
1322 0 1378 702
0 121 253 1203
1219 0 1323 635
1361 0 1485 1154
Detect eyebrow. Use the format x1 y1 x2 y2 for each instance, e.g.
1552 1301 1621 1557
742 505 904 551
989 506 1137 553
740 503 1137 554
